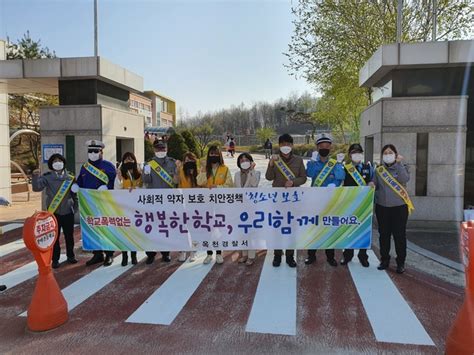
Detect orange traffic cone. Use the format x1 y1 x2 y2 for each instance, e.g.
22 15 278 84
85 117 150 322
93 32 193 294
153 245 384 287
446 221 474 354
23 211 68 331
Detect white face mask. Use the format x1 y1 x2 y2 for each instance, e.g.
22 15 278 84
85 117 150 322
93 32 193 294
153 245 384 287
280 146 292 155
240 161 251 170
52 162 64 171
383 153 396 165
88 153 100 162
155 151 167 159
351 153 363 164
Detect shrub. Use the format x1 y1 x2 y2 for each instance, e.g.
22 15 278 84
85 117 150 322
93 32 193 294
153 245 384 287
167 133 189 160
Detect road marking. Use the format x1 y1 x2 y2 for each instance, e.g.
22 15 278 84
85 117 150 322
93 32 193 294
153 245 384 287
0 239 25 258
245 250 297 336
126 252 215 325
20 252 147 317
0 223 23 235
348 250 435 345
2 255 67 289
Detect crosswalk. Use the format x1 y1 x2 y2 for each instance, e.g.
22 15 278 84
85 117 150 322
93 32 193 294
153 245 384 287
0 223 435 346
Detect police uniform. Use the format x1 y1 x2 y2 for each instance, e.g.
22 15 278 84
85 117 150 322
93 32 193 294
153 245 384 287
341 143 373 267
142 139 177 264
76 140 117 266
305 134 345 267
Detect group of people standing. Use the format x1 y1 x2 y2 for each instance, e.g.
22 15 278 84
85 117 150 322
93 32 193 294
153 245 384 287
30 131 412 275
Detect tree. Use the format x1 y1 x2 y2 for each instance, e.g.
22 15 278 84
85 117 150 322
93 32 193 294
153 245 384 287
180 129 200 158
7 32 58 169
285 0 472 136
192 124 214 157
256 127 276 143
166 133 189 161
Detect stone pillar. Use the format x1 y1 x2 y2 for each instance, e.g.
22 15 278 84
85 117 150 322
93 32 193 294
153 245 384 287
0 40 11 202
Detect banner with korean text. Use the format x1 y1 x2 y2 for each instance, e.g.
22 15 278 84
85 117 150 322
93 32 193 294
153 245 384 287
78 187 374 251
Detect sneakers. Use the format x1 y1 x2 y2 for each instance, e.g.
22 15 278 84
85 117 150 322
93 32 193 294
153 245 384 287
377 262 389 270
396 265 405 274
162 255 171 263
67 257 78 264
340 258 351 266
286 257 297 268
189 252 196 262
86 253 104 266
245 258 255 266
327 259 338 267
359 259 370 268
305 255 316 265
0 285 6 292
103 255 113 267
203 255 213 264
178 252 187 262
216 254 224 264
272 256 281 267
121 254 128 267
238 256 248 263
146 255 155 264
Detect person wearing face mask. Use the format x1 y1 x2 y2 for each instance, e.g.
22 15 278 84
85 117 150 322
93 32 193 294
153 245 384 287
305 133 345 267
265 133 307 268
73 140 117 266
373 144 413 274
176 152 199 262
234 152 261 266
32 154 78 269
143 139 179 264
197 145 234 264
340 143 375 267
115 152 143 266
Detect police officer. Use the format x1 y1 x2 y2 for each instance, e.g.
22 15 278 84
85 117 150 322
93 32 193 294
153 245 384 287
142 139 179 264
73 140 116 267
340 143 374 267
305 133 345 267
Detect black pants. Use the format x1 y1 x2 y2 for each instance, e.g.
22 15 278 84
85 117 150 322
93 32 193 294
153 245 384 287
307 249 335 260
274 249 294 259
122 251 137 259
342 249 368 262
375 204 408 266
146 251 169 258
207 250 222 255
53 213 75 263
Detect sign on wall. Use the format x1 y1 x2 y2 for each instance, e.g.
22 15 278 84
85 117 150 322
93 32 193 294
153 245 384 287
42 144 64 163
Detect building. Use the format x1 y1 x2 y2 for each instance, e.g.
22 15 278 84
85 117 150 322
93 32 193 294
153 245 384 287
359 40 474 223
129 92 153 128
0 40 147 201
143 90 176 127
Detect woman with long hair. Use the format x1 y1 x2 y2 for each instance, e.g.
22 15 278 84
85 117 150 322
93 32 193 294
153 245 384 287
197 145 233 264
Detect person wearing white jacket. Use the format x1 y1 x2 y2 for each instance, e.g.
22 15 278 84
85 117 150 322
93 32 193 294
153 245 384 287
234 153 260 265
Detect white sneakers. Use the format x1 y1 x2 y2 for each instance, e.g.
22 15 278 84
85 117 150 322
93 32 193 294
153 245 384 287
189 251 196 262
203 255 213 264
178 252 187 262
216 254 224 264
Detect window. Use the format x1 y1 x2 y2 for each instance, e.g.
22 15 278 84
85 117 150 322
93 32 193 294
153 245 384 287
66 136 75 174
415 133 428 196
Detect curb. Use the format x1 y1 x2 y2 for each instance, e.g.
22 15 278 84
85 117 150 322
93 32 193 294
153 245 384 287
407 240 464 273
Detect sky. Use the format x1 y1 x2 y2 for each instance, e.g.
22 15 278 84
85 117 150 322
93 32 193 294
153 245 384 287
0 0 314 120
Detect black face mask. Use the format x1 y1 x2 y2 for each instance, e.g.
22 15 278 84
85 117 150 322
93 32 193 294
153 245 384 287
319 149 330 157
123 162 135 171
184 161 196 171
209 156 220 164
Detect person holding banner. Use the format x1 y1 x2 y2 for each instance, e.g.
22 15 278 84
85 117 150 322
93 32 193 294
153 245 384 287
176 152 199 262
374 144 412 274
265 133 307 268
340 143 374 267
234 152 261 266
143 139 179 264
32 154 77 269
115 152 143 266
74 140 116 266
197 145 234 264
305 133 345 267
